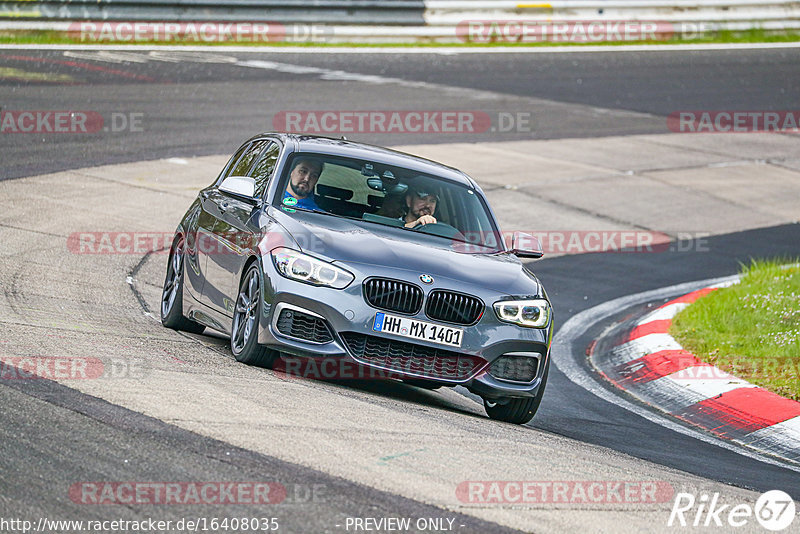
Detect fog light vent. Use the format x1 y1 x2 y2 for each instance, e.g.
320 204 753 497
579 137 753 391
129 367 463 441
276 307 333 344
489 353 541 383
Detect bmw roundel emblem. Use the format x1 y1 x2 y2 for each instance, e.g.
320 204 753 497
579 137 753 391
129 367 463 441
419 274 434 284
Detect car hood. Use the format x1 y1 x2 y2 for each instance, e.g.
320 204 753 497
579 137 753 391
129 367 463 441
267 208 541 297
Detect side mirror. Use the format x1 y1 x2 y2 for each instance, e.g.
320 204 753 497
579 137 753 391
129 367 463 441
219 175 257 201
509 231 544 258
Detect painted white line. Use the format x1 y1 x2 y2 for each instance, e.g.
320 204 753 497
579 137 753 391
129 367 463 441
0 48 660 122
637 302 688 325
235 58 502 100
552 273 800 471
2 42 800 53
63 50 152 63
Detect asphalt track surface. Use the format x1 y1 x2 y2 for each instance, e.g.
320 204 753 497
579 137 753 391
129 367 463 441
537 223 800 489
2 48 799 180
1 48 799 532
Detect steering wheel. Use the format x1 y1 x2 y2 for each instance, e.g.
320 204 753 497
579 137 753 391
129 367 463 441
412 222 464 240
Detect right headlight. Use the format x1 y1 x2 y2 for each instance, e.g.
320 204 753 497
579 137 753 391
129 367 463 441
493 299 551 328
271 247 354 289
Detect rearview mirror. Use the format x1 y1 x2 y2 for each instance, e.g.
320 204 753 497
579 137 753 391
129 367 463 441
509 231 544 258
366 177 384 191
219 175 257 201
366 175 408 196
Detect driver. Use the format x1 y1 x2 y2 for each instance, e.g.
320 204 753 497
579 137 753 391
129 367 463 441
283 157 323 211
402 187 438 228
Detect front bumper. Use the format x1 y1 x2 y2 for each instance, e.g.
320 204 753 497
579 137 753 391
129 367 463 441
256 257 551 399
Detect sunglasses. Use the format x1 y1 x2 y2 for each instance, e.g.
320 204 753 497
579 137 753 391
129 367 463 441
414 191 439 201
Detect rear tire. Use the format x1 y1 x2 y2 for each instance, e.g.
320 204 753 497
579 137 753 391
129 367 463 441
161 235 205 334
484 358 549 425
231 263 278 368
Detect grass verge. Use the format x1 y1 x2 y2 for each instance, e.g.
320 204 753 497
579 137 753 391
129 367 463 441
1 28 800 47
671 259 800 401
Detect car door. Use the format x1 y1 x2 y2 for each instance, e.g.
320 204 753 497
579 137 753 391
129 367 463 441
184 141 252 301
201 139 275 315
182 205 206 301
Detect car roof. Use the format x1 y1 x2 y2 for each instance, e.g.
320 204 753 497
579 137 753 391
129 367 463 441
247 132 477 188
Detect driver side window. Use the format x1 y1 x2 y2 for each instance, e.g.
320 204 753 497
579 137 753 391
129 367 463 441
250 142 280 198
230 140 267 177
214 142 250 185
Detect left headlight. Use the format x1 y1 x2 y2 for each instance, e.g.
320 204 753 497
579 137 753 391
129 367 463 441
271 247 354 289
493 298 551 328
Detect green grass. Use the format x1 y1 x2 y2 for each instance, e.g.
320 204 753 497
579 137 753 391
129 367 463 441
1 27 800 47
671 259 800 401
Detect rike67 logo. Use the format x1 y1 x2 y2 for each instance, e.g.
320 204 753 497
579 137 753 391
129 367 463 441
668 490 796 531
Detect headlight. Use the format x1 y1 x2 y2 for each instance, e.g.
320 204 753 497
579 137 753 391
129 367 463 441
271 247 353 289
493 299 551 328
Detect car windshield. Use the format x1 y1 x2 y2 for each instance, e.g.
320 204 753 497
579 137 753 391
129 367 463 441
275 152 504 253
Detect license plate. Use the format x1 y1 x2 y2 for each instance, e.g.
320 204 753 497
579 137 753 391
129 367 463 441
372 312 463 348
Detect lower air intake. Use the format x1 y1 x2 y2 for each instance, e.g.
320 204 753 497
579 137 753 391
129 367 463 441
489 354 541 383
275 308 334 344
340 332 486 381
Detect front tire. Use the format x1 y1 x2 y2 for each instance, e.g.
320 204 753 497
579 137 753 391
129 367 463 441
231 263 277 368
161 235 205 334
484 359 549 425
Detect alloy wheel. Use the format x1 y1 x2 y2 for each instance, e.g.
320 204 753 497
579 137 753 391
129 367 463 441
232 268 259 354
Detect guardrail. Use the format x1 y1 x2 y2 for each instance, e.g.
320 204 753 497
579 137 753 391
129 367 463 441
0 0 426 24
427 0 800 24
0 0 798 42
426 0 800 42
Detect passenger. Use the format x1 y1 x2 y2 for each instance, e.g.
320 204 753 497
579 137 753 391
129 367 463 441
402 187 438 228
283 157 323 211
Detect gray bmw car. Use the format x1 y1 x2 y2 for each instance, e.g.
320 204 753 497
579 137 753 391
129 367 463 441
161 133 553 424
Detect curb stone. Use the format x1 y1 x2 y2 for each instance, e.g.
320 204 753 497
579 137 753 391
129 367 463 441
592 281 800 465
